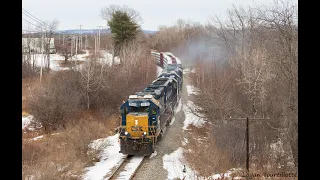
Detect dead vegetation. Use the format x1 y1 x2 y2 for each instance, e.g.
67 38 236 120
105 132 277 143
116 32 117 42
22 34 156 178
22 117 110 180
150 0 297 177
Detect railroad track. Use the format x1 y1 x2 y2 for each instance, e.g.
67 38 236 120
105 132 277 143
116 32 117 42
105 155 145 180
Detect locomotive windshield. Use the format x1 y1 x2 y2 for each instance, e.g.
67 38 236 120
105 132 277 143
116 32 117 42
130 106 149 113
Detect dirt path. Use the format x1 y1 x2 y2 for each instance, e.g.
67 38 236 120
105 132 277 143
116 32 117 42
133 73 191 180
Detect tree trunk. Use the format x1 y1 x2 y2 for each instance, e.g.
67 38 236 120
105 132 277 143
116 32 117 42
87 92 90 109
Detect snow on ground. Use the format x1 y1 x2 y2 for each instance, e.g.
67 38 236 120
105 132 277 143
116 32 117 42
157 66 163 76
77 50 121 70
99 50 120 66
163 147 243 180
163 147 199 180
118 156 144 179
269 138 295 168
150 150 157 159
22 114 42 131
181 138 189 146
170 117 176 126
30 133 59 141
24 53 71 71
182 100 206 130
182 68 196 74
32 135 44 141
270 139 285 155
73 50 90 61
83 134 126 180
24 50 122 72
22 115 33 129
186 85 200 96
183 68 191 74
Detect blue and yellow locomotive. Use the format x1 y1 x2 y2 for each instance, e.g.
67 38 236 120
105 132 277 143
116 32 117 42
117 70 182 156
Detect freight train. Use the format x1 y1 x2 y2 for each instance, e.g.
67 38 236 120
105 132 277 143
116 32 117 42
151 51 182 69
117 55 183 156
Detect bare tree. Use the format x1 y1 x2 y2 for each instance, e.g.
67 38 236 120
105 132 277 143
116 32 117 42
190 0 298 172
100 4 141 24
36 20 59 69
80 54 105 109
255 0 298 166
55 35 74 63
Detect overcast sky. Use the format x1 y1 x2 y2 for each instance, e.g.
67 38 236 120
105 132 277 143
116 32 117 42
23 0 277 31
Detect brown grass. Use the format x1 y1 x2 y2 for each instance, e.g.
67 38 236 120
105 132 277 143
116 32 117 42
22 76 41 113
22 114 112 180
183 124 234 177
54 60 86 68
22 42 157 179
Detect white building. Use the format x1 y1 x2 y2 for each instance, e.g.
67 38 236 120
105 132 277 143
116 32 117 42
22 38 56 54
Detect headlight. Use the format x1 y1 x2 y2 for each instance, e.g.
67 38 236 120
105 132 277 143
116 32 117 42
125 131 128 135
143 132 147 135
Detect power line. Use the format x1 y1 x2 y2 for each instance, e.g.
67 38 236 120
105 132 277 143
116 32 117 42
22 30 42 34
22 18 44 30
22 8 47 26
22 11 46 28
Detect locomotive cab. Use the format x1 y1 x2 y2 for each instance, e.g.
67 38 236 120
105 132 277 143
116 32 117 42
118 95 160 156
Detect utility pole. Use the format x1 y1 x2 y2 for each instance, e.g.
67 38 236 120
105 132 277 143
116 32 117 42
225 117 270 179
75 35 78 56
79 24 83 50
71 36 73 61
97 26 103 50
40 32 44 83
85 34 87 50
94 34 97 57
62 33 65 46
75 35 79 70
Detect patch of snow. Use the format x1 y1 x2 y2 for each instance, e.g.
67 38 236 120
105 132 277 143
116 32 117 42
118 156 144 179
23 53 71 71
183 68 191 74
182 100 206 130
191 69 196 73
182 138 189 146
270 139 285 155
163 148 243 180
163 147 199 180
209 168 243 180
88 137 109 150
31 133 59 141
170 117 176 126
22 115 33 129
99 50 120 66
73 50 90 61
186 85 200 96
150 151 157 159
32 135 44 141
83 134 126 180
269 138 295 168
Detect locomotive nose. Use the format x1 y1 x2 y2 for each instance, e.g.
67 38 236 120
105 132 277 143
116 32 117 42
126 114 149 137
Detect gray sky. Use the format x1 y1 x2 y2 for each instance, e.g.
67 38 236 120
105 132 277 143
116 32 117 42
22 0 276 31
